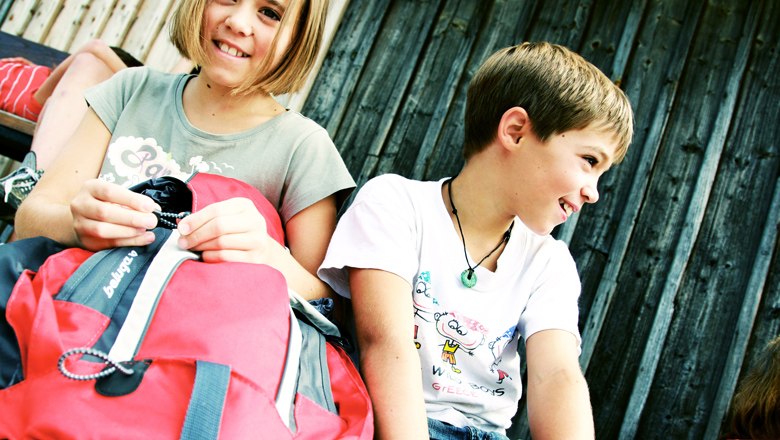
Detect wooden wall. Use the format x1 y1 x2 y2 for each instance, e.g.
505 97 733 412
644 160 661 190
0 0 349 109
1 0 186 72
1 0 776 438
303 0 779 439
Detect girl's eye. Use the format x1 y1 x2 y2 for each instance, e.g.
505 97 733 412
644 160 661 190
584 156 598 167
259 7 281 21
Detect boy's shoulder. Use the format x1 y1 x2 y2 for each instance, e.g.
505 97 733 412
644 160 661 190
357 173 440 202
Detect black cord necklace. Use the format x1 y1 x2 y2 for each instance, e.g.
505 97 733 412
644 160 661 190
447 178 514 288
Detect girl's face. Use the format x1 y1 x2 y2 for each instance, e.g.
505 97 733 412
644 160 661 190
201 0 292 90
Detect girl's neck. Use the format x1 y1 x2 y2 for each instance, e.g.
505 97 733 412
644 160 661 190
182 73 285 134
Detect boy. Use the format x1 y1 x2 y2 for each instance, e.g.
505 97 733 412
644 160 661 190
318 42 633 439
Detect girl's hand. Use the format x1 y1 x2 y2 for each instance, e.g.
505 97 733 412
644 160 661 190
70 179 160 250
176 197 283 264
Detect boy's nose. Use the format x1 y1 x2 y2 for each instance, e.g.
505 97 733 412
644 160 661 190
582 182 600 204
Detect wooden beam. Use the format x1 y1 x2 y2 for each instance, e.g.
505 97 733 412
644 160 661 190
618 1 762 436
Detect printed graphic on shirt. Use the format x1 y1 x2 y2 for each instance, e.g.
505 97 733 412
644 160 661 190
435 311 486 374
414 270 519 395
99 136 235 187
413 271 438 322
488 326 518 384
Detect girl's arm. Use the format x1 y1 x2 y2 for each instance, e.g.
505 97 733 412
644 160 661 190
15 109 160 248
349 268 430 440
525 329 595 440
176 195 339 300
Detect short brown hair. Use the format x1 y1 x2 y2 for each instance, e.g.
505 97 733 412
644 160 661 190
725 336 780 439
169 0 328 96
464 42 634 162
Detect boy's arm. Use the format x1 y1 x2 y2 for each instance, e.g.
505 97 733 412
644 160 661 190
525 329 595 440
349 268 430 440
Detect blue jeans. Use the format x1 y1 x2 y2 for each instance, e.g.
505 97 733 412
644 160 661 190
427 418 511 440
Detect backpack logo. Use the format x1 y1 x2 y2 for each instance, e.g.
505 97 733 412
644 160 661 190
103 250 139 299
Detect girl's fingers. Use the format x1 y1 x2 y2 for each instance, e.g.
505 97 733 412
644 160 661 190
75 218 156 250
177 198 266 249
76 180 160 230
85 180 160 213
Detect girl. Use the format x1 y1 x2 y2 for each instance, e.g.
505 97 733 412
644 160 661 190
16 0 354 300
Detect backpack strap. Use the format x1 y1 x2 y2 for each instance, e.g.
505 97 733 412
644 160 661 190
108 230 197 361
179 360 231 440
276 305 302 430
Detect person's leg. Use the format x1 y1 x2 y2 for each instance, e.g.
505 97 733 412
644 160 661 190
30 40 127 170
32 39 127 108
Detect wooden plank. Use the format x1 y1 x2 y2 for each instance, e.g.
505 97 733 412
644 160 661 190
0 0 38 35
143 3 184 71
303 0 392 136
68 0 117 51
577 0 697 374
0 110 34 135
98 0 143 47
704 177 780 438
44 0 91 50
0 0 15 24
122 0 174 61
618 1 761 436
283 0 351 112
329 0 444 187
21 0 64 43
0 30 69 65
578 1 705 436
374 0 482 181
554 0 649 246
416 0 539 186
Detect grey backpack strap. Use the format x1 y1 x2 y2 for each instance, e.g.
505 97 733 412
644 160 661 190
179 361 231 440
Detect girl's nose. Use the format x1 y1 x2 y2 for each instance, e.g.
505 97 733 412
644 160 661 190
224 10 253 36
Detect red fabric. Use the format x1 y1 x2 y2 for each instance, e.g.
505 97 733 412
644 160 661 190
186 172 286 246
0 174 372 439
0 60 51 122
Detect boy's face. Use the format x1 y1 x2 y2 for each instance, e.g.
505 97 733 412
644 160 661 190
510 125 618 235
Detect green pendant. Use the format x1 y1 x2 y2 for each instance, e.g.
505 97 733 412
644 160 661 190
460 269 477 288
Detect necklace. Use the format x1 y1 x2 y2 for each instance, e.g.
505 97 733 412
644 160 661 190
447 178 514 288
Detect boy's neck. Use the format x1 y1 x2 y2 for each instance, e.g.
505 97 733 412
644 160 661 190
444 163 516 263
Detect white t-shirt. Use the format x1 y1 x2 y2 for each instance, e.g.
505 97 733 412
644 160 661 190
319 174 583 433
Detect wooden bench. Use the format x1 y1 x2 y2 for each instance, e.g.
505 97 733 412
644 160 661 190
0 31 69 162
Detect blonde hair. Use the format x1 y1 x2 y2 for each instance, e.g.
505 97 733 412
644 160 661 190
170 0 328 96
464 42 634 162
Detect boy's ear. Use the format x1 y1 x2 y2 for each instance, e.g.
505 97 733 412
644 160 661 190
498 106 531 149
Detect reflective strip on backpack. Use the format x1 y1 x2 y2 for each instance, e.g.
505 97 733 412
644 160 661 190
275 305 302 430
109 231 197 361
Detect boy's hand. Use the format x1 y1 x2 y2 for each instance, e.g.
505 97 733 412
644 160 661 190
70 179 160 250
176 197 282 264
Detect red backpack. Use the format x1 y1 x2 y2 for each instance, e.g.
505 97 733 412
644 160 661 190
0 173 372 439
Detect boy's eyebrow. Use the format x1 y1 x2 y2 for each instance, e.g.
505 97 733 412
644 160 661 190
586 145 614 166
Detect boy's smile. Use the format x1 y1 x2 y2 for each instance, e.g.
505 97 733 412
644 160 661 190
510 125 618 236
